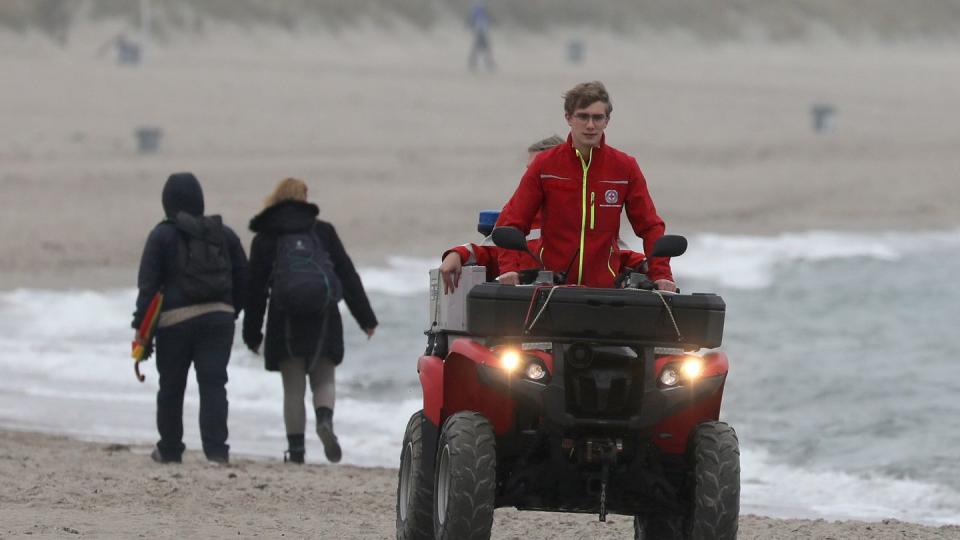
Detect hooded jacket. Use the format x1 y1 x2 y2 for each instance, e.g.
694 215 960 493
243 200 377 370
131 173 248 329
496 134 672 287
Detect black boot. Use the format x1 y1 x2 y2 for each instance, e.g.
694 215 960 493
284 433 305 464
151 445 182 464
315 407 342 463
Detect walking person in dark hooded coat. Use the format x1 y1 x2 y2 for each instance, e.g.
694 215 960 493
243 178 377 464
132 172 248 464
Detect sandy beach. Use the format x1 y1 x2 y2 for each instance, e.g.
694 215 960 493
3 24 960 290
3 10 960 538
2 430 958 539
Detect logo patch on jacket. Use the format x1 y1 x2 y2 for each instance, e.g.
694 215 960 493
604 189 619 204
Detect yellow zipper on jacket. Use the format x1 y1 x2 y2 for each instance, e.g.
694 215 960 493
575 148 593 285
590 192 596 230
607 245 616 278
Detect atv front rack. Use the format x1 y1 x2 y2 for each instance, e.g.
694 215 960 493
465 283 726 350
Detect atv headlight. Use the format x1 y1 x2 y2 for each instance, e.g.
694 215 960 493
660 355 705 387
525 361 547 381
659 367 680 387
680 356 704 379
499 349 521 372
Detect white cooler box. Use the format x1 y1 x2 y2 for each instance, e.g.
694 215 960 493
428 266 487 333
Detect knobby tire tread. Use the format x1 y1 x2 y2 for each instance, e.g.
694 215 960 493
433 411 496 540
397 411 434 540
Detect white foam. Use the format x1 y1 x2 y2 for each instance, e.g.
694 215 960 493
0 288 135 340
629 228 960 289
358 256 435 296
741 446 960 525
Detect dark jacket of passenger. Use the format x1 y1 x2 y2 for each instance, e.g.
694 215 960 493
131 173 248 329
243 200 377 370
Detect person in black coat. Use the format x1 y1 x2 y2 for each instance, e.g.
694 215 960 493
132 172 248 464
243 178 377 464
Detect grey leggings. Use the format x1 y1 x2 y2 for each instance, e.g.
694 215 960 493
279 356 336 435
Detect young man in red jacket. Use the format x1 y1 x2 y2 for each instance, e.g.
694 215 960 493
496 81 677 291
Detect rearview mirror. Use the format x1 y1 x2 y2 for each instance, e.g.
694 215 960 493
649 235 687 258
491 226 528 252
492 226 544 269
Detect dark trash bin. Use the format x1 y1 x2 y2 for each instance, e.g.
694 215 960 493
567 39 585 64
135 127 163 154
811 103 836 134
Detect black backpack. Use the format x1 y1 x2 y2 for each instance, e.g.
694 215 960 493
271 229 342 314
172 212 233 303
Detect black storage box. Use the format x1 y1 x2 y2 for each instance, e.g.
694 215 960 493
466 283 725 349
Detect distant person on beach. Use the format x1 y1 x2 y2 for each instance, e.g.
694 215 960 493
496 81 676 291
96 32 141 65
467 0 495 72
243 178 377 464
132 172 248 464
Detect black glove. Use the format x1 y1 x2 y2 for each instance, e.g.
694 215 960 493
140 340 155 362
614 267 636 289
517 268 541 284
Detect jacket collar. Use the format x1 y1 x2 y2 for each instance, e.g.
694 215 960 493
249 199 319 233
565 132 606 156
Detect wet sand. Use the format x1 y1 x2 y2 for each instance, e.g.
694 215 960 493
2 431 958 539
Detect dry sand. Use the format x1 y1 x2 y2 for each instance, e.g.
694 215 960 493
2 25 959 289
2 430 958 539
2 21 960 538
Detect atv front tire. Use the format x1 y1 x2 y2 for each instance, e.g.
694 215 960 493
687 421 740 539
397 410 434 540
634 513 684 540
432 411 496 540
634 421 740 540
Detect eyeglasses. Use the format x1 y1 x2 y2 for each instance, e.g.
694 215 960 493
572 113 608 124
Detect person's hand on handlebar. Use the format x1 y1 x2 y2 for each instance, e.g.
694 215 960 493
497 271 520 285
655 279 678 293
439 252 463 294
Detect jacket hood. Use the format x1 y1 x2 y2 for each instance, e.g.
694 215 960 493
174 212 223 241
249 200 319 233
162 172 205 218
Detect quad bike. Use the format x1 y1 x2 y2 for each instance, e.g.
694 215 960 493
397 228 739 540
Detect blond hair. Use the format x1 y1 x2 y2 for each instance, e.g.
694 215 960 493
563 81 612 116
264 177 308 208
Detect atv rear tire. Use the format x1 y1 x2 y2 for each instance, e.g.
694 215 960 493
397 411 434 540
634 421 740 540
432 411 496 540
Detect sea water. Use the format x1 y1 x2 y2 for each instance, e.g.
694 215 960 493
1 230 958 524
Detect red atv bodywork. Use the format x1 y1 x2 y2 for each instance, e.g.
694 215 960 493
418 338 728 456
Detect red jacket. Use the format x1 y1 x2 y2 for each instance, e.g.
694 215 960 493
496 134 672 287
443 243 504 282
443 239 542 282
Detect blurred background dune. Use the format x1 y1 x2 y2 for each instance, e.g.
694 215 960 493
5 0 960 42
